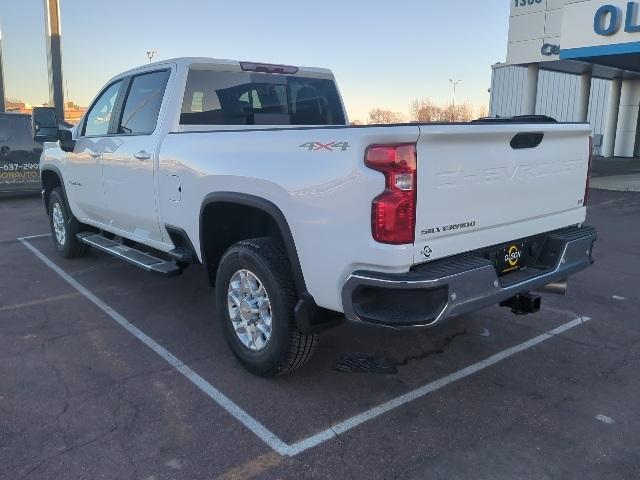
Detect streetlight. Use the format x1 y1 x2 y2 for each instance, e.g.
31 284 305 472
449 79 463 108
146 50 158 64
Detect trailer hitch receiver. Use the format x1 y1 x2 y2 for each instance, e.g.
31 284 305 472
500 293 541 315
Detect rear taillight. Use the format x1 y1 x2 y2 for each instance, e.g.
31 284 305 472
365 144 417 244
584 136 593 206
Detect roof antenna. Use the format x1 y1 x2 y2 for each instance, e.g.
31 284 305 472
146 50 157 64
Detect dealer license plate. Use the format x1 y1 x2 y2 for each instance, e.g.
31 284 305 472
497 242 527 275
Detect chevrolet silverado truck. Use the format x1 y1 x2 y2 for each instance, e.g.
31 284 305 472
33 57 597 377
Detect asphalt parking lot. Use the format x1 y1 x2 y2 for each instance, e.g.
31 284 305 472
1 189 639 480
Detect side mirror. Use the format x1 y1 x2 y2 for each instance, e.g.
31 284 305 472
32 106 76 152
59 128 76 153
32 107 60 142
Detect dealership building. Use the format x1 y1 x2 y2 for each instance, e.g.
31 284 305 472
490 0 640 157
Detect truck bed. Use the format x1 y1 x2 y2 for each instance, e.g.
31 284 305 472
159 121 591 312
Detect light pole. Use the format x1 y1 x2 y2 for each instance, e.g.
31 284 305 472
146 50 157 64
0 27 5 112
43 0 64 121
449 79 462 108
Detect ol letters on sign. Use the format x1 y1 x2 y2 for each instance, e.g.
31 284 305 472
594 2 640 36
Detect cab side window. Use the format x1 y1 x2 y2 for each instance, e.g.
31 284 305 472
118 70 170 135
82 80 123 137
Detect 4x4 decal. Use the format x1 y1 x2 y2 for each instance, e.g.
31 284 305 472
299 141 350 152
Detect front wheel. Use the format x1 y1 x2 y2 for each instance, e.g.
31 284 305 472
215 238 318 377
48 187 88 258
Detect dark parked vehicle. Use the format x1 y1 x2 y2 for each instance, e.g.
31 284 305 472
0 113 42 193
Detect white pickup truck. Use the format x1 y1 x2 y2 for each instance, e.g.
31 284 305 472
33 57 597 376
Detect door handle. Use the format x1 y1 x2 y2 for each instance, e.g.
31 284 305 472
134 150 151 161
88 151 101 158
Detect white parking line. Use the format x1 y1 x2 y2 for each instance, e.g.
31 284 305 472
0 291 84 312
20 237 592 457
20 238 290 456
17 233 52 240
286 315 591 455
595 414 615 424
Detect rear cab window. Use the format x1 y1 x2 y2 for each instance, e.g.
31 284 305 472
180 68 345 126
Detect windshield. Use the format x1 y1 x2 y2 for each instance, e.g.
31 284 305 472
180 69 346 126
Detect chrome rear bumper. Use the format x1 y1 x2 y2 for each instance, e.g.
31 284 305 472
342 226 597 328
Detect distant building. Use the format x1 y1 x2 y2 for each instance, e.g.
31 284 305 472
490 0 640 159
3 99 87 124
63 103 87 124
5 100 29 114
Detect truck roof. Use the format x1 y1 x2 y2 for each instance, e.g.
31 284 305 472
118 57 334 79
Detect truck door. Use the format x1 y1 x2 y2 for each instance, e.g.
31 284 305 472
67 79 124 222
101 69 170 244
0 115 40 192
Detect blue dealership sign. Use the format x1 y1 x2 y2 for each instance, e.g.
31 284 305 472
560 0 640 60
594 2 640 36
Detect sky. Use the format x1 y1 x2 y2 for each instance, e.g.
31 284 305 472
0 0 509 122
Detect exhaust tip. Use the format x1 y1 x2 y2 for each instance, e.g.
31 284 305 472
536 280 568 296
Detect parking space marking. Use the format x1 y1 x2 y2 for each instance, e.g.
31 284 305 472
595 414 615 424
19 237 592 458
0 291 84 312
285 315 591 455
19 238 292 457
17 233 52 241
216 452 283 480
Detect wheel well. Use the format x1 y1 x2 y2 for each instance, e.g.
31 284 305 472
200 195 345 334
41 169 62 210
201 202 290 286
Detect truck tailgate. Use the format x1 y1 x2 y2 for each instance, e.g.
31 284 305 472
413 123 591 264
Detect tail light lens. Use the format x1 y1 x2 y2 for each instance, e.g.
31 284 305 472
584 136 593 206
365 144 417 244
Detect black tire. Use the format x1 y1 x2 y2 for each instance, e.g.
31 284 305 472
215 237 318 377
48 187 88 259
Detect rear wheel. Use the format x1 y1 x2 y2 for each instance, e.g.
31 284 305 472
215 238 318 377
48 187 88 258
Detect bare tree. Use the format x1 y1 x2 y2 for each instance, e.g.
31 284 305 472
410 98 443 122
368 108 404 124
440 103 474 122
456 103 474 122
368 101 484 124
476 104 489 119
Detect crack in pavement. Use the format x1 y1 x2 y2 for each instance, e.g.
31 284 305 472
17 426 118 479
394 329 469 367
